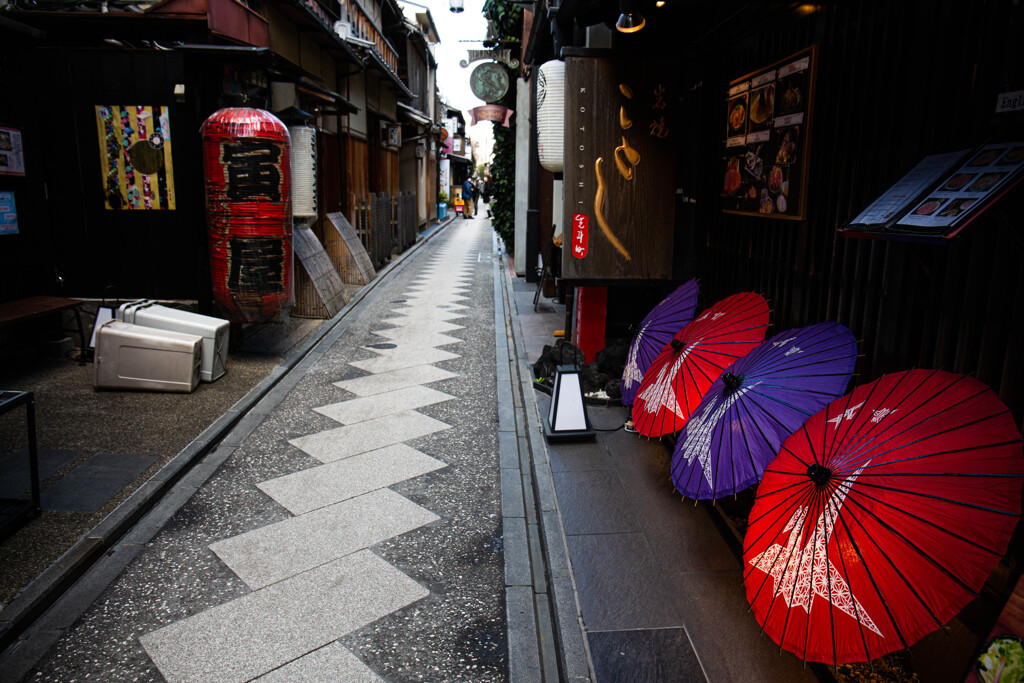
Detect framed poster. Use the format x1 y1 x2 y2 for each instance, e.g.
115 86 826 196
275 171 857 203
0 191 17 235
0 126 26 176
721 46 817 220
95 105 176 210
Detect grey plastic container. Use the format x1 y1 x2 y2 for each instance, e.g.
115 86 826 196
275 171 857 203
117 300 229 382
94 320 202 393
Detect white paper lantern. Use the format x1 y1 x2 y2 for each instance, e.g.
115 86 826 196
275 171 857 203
536 60 565 173
289 125 317 217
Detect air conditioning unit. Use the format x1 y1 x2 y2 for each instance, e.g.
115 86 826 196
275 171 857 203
536 60 565 173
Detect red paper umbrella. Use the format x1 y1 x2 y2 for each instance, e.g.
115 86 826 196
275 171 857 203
631 292 769 437
743 369 1024 666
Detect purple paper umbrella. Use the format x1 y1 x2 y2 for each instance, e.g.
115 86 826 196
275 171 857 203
670 321 858 500
620 279 699 406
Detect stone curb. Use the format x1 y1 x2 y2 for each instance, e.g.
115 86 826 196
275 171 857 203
495 245 592 682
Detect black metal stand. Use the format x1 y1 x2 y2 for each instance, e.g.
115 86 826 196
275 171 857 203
0 390 40 540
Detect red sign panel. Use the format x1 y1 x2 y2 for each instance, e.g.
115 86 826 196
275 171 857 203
571 213 589 258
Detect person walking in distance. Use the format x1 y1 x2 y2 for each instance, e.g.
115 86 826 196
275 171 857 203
471 178 480 214
462 176 474 219
481 176 492 218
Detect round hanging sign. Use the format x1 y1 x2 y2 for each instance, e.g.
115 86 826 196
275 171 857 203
470 62 510 103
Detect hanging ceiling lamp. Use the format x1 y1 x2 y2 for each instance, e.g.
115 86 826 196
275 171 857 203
449 0 464 13
616 0 646 33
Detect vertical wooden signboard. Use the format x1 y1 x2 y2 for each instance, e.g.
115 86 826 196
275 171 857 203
562 53 675 281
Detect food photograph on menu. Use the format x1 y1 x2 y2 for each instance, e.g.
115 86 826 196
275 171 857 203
897 141 1024 232
727 93 748 139
721 46 816 220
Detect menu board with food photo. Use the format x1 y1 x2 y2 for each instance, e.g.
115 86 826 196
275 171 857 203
0 126 26 177
721 46 817 220
897 142 1024 231
840 140 1024 242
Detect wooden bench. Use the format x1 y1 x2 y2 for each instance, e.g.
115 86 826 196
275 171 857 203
0 296 86 364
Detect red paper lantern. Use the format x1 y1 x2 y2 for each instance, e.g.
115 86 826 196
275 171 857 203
201 107 292 322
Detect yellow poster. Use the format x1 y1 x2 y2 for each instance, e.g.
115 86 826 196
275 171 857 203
95 105 176 210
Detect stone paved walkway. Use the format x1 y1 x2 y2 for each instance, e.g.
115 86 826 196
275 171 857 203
25 220 510 681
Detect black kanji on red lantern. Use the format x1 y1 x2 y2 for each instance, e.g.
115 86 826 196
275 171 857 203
221 140 283 202
228 237 285 293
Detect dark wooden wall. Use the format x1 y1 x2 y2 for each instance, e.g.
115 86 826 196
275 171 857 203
0 46 52 300
0 47 227 302
345 135 369 215
674 0 1024 428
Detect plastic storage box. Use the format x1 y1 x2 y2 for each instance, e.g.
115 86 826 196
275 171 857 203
117 300 229 382
94 320 202 393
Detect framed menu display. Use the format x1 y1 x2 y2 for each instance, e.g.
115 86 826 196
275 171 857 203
0 126 26 176
839 141 1024 242
721 46 817 220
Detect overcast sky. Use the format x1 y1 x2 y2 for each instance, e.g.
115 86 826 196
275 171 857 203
414 0 496 161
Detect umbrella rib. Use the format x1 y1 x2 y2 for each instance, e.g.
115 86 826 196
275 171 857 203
857 469 1024 479
746 389 821 421
730 397 763 495
768 502 811 658
744 480 818 595
750 348 858 376
852 479 1021 518
739 395 818 481
734 395 778 482
828 370 928 471
826 374 897 471
688 354 727 390
754 331 850 361
673 420 710 499
835 411 1019 471
742 477 824 551
747 377 855 394
843 490 980 613
849 483 1011 558
838 401 1011 469
683 315 763 343
831 372 979 471
678 355 700 425
833 494 913 655
723 400 739 499
697 335 770 348
804 482 832 663
693 296 764 329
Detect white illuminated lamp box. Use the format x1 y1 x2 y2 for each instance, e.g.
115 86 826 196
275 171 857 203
94 320 202 393
544 365 596 441
117 300 229 382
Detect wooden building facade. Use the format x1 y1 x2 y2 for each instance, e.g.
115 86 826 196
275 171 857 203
522 0 1024 679
0 0 441 311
